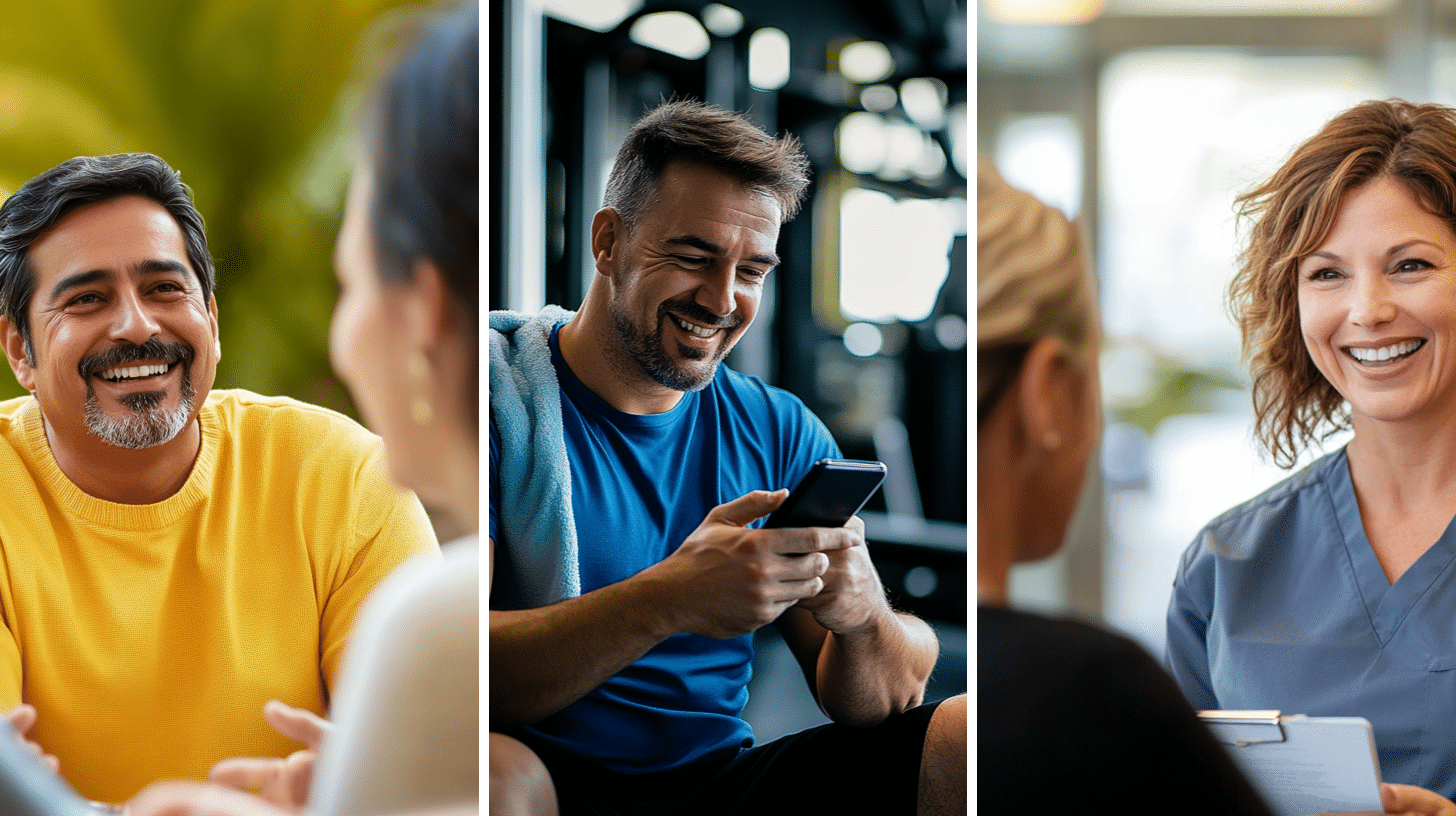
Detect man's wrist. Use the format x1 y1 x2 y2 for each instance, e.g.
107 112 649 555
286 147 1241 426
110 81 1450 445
826 596 897 640
619 568 687 641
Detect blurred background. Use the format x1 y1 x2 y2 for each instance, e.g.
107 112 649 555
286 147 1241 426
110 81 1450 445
977 0 1456 654
0 0 453 418
492 0 968 739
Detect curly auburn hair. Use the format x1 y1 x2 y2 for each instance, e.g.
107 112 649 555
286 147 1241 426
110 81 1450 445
1232 99 1456 468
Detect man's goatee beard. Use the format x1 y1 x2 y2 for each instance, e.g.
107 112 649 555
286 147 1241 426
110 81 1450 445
78 339 197 449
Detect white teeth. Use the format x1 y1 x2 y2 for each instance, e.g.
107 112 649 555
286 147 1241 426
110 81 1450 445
675 317 717 338
1348 340 1423 365
99 363 169 382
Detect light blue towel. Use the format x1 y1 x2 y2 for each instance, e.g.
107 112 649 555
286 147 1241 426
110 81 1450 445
488 306 579 607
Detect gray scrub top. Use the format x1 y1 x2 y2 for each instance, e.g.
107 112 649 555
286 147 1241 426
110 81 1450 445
1166 447 1456 797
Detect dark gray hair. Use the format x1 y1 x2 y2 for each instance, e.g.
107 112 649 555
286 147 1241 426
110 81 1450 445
361 2 478 423
603 99 811 232
0 152 214 362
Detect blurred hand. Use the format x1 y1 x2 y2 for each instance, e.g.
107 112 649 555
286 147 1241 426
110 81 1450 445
207 701 332 812
128 781 294 816
6 704 58 774
1323 782 1456 816
642 490 855 639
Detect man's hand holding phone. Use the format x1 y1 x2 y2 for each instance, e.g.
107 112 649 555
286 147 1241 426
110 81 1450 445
643 460 890 639
760 459 892 635
643 489 857 639
790 513 893 635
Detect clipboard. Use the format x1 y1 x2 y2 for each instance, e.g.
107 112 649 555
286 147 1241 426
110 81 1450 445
1199 710 1383 816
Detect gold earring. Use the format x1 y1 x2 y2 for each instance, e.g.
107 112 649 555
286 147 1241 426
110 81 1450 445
408 351 433 426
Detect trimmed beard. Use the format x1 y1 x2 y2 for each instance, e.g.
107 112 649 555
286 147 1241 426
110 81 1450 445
78 339 198 450
609 291 742 393
82 374 195 450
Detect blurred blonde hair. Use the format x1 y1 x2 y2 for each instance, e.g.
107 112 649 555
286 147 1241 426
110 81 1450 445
977 158 1094 424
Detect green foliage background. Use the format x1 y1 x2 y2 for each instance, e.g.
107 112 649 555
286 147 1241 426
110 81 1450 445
0 0 445 416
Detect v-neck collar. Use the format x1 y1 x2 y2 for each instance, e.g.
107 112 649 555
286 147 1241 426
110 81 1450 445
1331 447 1456 644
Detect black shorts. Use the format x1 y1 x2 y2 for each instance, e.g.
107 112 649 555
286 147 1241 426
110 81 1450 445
517 700 942 816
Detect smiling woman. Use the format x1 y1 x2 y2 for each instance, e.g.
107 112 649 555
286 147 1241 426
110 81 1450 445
1295 176 1456 431
1164 99 1456 809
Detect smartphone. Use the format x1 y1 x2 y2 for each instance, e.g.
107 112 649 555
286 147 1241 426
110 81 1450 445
763 459 887 529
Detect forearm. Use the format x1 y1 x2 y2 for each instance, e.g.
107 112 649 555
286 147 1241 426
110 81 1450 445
489 574 678 728
815 608 938 726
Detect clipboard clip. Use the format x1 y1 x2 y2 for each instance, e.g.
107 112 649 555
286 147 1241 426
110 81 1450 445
1198 710 1287 747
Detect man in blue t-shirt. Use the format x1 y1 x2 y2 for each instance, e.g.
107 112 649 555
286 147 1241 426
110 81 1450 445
489 100 966 815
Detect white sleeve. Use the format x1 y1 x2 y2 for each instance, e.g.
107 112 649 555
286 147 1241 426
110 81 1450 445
307 540 480 816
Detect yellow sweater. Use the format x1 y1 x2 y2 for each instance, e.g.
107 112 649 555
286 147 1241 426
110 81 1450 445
0 390 438 803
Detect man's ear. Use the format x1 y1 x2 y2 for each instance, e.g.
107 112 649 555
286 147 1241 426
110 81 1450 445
0 316 35 392
1013 336 1076 459
590 208 625 279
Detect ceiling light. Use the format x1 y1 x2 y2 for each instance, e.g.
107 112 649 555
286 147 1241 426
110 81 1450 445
630 11 710 60
839 41 894 84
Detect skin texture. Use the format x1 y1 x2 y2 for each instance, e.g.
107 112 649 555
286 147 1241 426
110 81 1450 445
1298 176 1456 588
126 166 478 816
974 181 1451 816
1297 176 1456 430
977 334 1101 605
0 195 219 505
330 166 478 526
557 161 779 415
204 702 329 811
489 733 558 816
494 160 960 814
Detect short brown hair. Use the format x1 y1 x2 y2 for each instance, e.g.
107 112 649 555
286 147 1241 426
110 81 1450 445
603 99 810 230
1232 99 1456 468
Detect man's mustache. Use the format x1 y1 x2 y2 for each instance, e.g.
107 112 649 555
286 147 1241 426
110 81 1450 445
77 338 194 377
659 297 742 331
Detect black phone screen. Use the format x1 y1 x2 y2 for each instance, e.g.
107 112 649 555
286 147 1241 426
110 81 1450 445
762 459 887 529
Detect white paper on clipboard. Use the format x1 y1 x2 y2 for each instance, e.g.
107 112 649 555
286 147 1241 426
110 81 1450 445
1199 711 1383 816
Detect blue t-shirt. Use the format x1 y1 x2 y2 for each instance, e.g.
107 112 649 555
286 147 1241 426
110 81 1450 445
489 326 840 773
1167 446 1456 796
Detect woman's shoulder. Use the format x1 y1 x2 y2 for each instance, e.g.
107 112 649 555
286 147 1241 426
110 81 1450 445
1185 447 1347 563
1204 448 1343 528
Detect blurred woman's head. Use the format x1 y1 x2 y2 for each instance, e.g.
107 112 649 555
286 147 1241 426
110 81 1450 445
1233 99 1456 467
977 159 1100 571
330 3 478 533
978 160 1096 424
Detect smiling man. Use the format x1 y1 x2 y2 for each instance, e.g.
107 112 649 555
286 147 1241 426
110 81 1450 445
0 153 437 804
489 101 966 815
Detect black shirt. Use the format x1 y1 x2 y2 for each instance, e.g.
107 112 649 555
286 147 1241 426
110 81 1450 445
979 604 1275 814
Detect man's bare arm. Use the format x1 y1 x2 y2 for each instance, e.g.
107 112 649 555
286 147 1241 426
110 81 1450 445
778 517 938 726
490 490 853 728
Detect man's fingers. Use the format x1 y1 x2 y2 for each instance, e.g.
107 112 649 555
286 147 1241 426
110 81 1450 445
779 576 825 602
777 551 829 582
282 750 315 806
3 707 56 774
1379 782 1456 816
210 757 284 792
769 527 858 556
708 490 788 528
262 700 330 749
129 781 296 816
6 704 36 734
